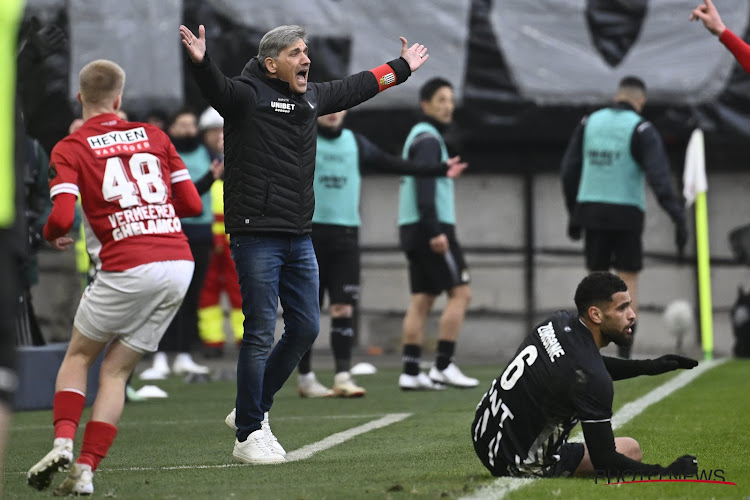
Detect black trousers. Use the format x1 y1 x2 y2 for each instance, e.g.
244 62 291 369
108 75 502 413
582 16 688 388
159 232 212 353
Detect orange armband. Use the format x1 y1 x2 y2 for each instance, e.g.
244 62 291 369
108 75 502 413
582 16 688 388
370 63 397 92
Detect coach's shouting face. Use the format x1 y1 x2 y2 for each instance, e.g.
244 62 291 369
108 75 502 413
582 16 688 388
263 38 311 94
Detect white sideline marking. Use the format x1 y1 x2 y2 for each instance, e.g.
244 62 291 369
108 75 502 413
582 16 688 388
460 359 726 500
15 412 412 474
12 413 386 432
285 412 411 462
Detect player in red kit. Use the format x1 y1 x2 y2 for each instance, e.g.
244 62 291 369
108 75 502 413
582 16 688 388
26 59 202 496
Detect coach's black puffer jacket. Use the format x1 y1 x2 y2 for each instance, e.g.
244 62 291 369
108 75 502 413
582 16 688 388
189 52 410 235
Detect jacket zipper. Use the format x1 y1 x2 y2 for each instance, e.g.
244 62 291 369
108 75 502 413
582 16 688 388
298 120 305 234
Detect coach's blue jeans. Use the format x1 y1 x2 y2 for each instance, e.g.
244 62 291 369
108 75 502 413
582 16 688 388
230 234 320 441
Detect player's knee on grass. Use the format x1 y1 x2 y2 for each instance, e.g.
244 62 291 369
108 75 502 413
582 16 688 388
575 438 642 476
615 437 642 462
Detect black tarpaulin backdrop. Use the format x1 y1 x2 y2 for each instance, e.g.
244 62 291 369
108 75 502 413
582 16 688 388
19 0 750 172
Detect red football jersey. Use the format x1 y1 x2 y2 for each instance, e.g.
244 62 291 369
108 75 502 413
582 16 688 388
49 113 194 271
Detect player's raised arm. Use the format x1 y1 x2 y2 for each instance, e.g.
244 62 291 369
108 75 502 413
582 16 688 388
691 0 750 76
690 0 726 37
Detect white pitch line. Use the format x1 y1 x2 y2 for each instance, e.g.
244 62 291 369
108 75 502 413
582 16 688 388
285 412 411 462
460 359 727 500
14 412 412 474
462 477 536 500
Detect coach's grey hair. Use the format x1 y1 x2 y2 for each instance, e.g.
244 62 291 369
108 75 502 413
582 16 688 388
257 25 308 61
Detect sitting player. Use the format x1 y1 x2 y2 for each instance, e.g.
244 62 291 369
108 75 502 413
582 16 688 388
472 272 699 478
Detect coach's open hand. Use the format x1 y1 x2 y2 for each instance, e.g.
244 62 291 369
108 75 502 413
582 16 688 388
647 354 699 375
399 37 428 72
179 24 206 64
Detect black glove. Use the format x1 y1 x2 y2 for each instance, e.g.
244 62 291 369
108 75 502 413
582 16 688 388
666 455 698 476
646 354 698 375
567 220 582 241
675 219 688 259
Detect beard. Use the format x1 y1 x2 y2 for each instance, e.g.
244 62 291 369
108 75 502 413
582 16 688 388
602 324 633 347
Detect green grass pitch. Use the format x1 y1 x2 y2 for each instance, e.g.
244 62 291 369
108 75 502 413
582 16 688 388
4 360 749 499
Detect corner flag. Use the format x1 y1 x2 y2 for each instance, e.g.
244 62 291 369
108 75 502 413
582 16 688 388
683 129 713 360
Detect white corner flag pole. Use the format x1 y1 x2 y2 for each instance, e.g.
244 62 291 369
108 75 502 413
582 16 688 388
683 129 713 360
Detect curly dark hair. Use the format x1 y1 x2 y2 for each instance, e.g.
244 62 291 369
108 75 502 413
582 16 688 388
574 272 627 316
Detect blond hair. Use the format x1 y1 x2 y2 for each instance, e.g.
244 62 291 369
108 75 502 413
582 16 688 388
78 59 125 107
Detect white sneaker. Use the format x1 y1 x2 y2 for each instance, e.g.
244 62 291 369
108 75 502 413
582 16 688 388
135 385 169 399
429 363 479 388
297 372 334 398
332 372 366 397
225 409 286 457
138 367 167 381
350 362 377 375
53 463 93 496
232 430 285 464
225 408 237 431
261 412 286 456
27 438 73 491
172 353 210 375
399 372 445 391
152 351 171 376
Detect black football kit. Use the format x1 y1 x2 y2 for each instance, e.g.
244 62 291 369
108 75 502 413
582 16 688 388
472 310 698 478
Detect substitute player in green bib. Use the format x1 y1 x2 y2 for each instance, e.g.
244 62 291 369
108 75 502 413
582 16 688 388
296 109 467 398
561 76 687 359
397 78 477 390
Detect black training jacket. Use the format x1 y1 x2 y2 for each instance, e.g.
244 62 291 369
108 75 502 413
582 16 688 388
188 52 410 235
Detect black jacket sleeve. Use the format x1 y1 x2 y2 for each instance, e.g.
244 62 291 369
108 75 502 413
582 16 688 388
561 118 586 215
315 58 411 116
193 171 215 196
601 356 653 381
582 421 667 476
408 134 444 237
355 134 448 177
187 52 257 119
631 121 685 226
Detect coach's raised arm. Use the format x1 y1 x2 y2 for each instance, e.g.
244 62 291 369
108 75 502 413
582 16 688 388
179 24 428 118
